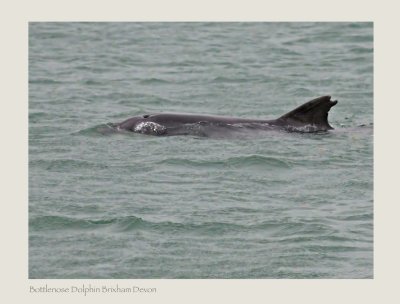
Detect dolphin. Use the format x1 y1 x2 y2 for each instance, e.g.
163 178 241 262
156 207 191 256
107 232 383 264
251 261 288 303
116 95 338 136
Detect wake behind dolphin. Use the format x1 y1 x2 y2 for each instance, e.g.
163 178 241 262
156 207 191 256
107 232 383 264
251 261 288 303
115 96 338 137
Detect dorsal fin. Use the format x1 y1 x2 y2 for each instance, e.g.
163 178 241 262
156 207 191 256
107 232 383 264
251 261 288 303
278 96 338 130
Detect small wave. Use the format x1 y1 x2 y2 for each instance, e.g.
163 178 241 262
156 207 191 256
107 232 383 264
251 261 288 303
30 215 144 231
283 37 312 45
29 215 307 234
82 79 104 85
118 95 173 106
211 76 256 83
158 155 291 169
341 213 373 221
288 87 314 96
350 47 373 54
29 78 63 85
227 155 291 168
30 158 109 171
75 65 109 73
29 215 246 233
164 60 204 67
139 78 170 85
270 47 302 56
212 207 260 214
73 123 119 136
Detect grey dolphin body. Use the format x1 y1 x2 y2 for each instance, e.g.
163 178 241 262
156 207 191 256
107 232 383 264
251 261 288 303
116 96 338 136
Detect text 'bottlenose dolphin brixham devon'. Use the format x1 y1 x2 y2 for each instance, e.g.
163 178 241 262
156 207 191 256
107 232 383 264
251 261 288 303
115 95 338 136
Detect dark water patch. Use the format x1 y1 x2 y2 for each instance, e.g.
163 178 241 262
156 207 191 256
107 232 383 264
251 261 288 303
30 158 109 171
347 22 372 29
342 56 370 63
81 79 105 86
29 78 64 84
274 233 366 245
29 111 49 122
139 78 171 85
344 34 373 43
338 213 373 222
305 244 369 253
350 47 373 54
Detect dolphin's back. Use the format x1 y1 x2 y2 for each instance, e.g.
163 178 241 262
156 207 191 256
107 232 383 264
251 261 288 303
116 96 338 135
148 113 268 127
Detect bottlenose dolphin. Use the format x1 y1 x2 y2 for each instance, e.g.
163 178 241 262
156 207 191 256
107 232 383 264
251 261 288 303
116 95 337 136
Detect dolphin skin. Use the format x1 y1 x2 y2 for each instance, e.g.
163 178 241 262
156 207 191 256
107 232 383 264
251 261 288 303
116 96 338 136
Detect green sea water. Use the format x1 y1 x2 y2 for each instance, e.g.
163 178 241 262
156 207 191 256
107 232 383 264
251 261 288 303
29 22 373 278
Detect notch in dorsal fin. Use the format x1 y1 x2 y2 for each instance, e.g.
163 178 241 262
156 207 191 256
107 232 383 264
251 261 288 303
278 96 338 130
